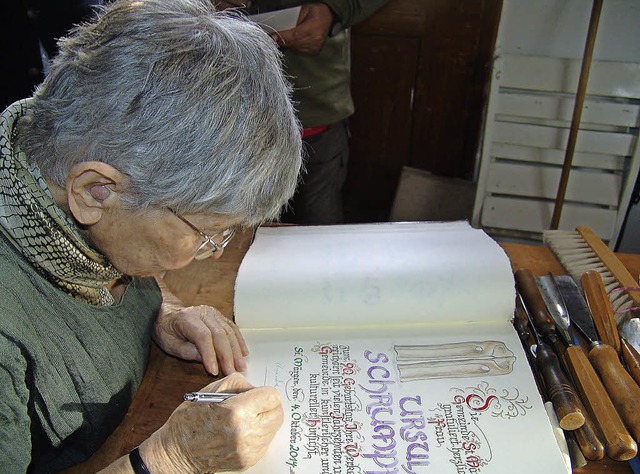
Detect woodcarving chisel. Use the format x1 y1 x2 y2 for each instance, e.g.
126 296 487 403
557 275 640 444
581 270 622 354
538 274 637 461
515 297 601 463
514 269 585 431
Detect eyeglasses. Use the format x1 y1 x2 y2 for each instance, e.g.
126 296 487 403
169 208 236 260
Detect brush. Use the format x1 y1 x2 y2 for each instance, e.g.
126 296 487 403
543 226 640 350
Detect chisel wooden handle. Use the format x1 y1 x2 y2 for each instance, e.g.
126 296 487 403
536 342 585 430
581 271 621 354
515 268 556 340
572 411 606 461
565 431 588 467
565 345 637 460
589 342 640 442
622 338 640 387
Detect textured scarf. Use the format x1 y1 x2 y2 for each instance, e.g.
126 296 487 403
0 100 122 306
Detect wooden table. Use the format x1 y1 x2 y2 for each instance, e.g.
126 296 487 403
63 232 639 473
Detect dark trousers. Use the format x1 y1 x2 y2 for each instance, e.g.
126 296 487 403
282 120 349 225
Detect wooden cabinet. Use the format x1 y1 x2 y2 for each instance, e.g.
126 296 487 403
344 0 503 222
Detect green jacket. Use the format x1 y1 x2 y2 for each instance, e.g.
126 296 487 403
0 231 162 472
248 1 390 128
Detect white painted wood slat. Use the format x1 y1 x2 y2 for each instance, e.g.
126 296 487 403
480 196 617 238
500 54 640 99
485 161 622 206
493 121 636 156
490 143 626 171
496 92 640 127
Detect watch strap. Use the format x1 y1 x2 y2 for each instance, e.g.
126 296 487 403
129 447 152 474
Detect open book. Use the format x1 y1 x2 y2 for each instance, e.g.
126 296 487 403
232 222 569 473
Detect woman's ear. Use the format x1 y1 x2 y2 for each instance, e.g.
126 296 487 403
66 162 128 225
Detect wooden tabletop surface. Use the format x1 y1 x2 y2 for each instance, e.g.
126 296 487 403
63 230 640 473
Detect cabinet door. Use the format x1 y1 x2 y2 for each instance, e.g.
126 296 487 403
345 0 502 222
346 34 418 222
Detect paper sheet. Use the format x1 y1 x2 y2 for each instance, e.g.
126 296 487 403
234 221 515 329
249 6 301 32
230 222 569 474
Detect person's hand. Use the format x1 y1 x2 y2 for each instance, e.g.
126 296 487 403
272 3 333 55
140 373 283 472
214 0 252 10
154 304 249 375
153 277 249 376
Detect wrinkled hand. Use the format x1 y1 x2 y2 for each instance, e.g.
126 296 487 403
273 3 333 55
141 373 283 472
153 276 248 375
154 303 249 376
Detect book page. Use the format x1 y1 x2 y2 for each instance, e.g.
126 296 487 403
231 222 568 473
234 222 515 329
233 322 569 474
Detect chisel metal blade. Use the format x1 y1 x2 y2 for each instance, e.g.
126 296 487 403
553 276 599 343
537 274 572 346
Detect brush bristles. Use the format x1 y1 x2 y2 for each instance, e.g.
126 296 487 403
543 229 635 322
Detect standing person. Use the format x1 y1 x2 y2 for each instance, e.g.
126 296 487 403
0 0 302 472
218 0 390 224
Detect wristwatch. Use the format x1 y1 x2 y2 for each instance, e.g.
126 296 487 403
129 447 152 474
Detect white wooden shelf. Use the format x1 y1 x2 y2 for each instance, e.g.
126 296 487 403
472 3 640 248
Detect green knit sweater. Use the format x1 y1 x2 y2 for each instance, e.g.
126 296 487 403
0 233 162 472
248 0 390 128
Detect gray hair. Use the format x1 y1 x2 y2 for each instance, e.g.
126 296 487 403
17 0 302 225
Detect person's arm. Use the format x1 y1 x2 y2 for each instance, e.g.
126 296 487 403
272 3 333 54
98 373 284 473
320 0 391 32
271 0 391 55
0 336 32 472
151 275 249 376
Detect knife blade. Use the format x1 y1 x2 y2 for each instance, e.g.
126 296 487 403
538 275 637 461
556 275 640 444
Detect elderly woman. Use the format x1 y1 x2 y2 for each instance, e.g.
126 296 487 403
0 0 302 472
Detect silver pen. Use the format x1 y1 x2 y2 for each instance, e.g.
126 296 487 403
183 392 236 403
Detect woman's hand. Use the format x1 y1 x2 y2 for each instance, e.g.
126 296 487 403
140 373 283 472
272 3 333 55
153 276 249 375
